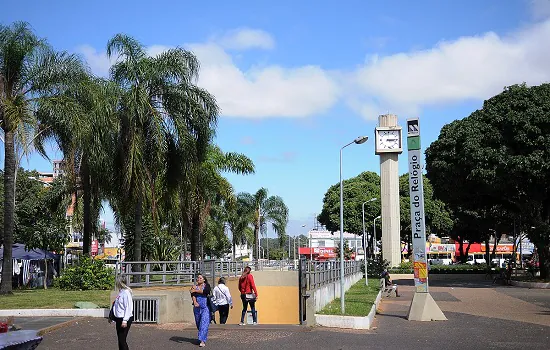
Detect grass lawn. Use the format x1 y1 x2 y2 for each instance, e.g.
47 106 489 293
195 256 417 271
0 288 111 309
318 278 380 316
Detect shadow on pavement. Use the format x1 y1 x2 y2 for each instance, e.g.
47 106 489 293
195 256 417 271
169 336 198 345
376 313 408 320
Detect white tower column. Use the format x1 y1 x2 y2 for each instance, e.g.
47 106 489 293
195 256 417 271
378 114 402 267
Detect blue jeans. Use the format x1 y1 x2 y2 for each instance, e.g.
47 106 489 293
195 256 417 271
240 294 257 323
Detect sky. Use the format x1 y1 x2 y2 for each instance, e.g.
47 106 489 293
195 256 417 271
2 0 550 241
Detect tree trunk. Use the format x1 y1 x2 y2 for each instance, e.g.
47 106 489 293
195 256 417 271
191 213 200 261
254 224 259 261
485 241 491 270
0 131 16 294
133 195 143 282
232 237 236 260
82 158 92 256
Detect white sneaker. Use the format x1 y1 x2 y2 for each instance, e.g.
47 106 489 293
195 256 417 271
253 322 258 325
239 322 245 326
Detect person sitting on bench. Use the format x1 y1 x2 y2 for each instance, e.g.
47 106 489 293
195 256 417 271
381 269 400 297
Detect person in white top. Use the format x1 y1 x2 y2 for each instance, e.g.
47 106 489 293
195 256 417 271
110 277 134 350
212 277 233 324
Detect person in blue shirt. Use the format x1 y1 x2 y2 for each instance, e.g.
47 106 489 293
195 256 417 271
190 274 211 347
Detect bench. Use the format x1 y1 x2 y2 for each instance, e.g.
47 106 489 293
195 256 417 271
380 278 397 297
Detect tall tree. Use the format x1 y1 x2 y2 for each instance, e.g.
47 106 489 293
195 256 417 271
106 34 218 267
240 188 289 260
0 22 84 293
177 145 254 261
37 76 119 255
318 171 380 235
227 193 255 259
426 84 550 278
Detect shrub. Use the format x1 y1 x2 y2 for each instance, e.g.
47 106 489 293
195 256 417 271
388 263 492 275
58 257 115 290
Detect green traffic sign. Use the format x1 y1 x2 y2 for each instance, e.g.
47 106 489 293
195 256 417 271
408 136 421 150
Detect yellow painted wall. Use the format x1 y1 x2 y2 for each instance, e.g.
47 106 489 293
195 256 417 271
215 277 299 325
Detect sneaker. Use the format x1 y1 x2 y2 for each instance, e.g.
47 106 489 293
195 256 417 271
239 322 245 326
199 341 206 347
253 322 258 325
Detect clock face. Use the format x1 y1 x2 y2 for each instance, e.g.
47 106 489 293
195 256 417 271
377 130 401 150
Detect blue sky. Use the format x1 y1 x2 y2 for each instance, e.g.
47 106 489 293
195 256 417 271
2 0 550 239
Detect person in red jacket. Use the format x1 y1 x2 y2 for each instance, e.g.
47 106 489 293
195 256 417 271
238 266 258 325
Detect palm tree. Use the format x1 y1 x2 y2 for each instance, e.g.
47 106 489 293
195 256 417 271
0 22 84 293
227 193 255 260
178 145 254 261
240 188 289 260
37 76 119 255
106 34 218 267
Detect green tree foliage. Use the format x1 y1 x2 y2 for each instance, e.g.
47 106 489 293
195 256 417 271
334 240 353 260
0 22 85 293
317 171 451 250
426 84 550 278
238 188 289 260
318 171 380 235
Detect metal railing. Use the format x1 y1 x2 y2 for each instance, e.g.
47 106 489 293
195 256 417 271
115 259 299 288
303 260 363 290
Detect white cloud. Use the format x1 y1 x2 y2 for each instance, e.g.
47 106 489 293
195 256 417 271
77 45 115 77
348 19 550 119
216 28 275 50
190 43 339 118
77 35 339 119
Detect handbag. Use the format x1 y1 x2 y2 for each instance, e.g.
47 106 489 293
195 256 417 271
108 300 116 321
207 295 217 313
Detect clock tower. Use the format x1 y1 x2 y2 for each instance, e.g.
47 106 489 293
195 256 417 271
375 114 402 267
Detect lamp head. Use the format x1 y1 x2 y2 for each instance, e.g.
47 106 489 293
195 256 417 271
354 135 369 144
376 215 381 219
369 198 377 202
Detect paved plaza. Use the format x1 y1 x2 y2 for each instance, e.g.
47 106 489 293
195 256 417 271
36 277 550 350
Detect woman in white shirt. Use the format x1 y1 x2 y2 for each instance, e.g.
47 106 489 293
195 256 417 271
212 277 233 324
111 277 134 350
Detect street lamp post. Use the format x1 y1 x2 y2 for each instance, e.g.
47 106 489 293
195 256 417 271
362 198 377 285
373 215 381 256
339 135 369 314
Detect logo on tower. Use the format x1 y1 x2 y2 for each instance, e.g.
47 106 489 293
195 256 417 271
407 119 419 136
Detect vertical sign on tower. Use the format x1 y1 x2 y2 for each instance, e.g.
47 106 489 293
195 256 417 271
407 118 428 293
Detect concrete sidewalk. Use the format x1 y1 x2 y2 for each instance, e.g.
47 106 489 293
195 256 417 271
38 277 550 349
10 317 78 332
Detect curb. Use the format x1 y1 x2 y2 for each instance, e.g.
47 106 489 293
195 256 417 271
314 290 382 330
0 309 108 318
37 317 86 336
510 280 550 289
